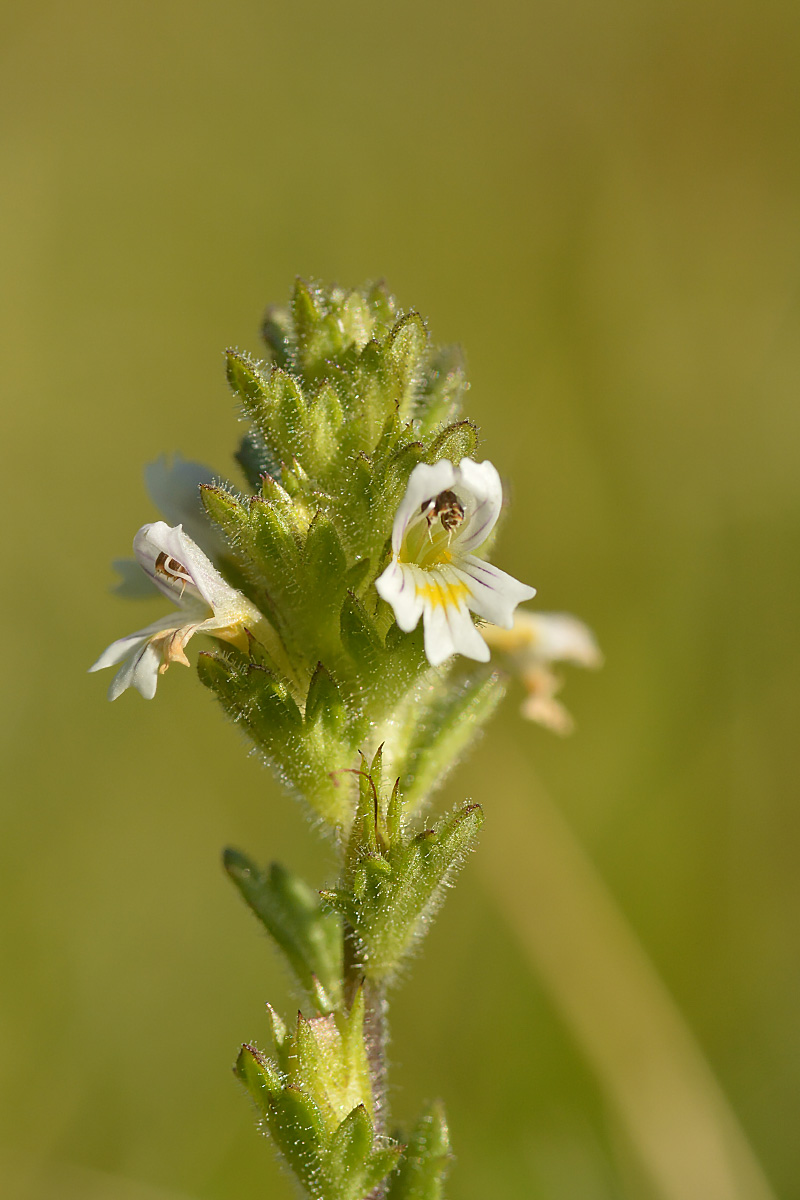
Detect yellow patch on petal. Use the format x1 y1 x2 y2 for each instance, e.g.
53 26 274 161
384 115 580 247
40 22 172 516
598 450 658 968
215 625 252 653
418 579 469 609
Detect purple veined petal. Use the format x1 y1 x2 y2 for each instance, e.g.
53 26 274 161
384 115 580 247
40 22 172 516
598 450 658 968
456 556 536 628
391 460 457 555
375 560 425 632
453 460 504 554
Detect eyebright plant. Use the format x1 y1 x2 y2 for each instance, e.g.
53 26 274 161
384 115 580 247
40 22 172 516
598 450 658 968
91 279 599 1200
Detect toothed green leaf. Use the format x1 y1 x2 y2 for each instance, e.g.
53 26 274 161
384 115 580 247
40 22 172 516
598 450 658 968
223 852 342 1009
337 803 485 982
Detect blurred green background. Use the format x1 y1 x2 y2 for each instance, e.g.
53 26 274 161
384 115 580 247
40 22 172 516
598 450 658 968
2 1 799 1197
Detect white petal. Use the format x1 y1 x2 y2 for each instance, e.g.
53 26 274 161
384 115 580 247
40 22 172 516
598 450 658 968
453 459 503 553
421 597 490 667
88 614 183 673
108 639 162 701
391 460 457 555
515 611 603 667
419 567 491 666
375 560 425 632
421 598 456 666
456 556 536 628
133 522 203 606
133 521 242 614
446 601 492 662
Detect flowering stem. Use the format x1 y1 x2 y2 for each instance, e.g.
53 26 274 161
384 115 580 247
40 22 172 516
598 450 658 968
90 280 596 1200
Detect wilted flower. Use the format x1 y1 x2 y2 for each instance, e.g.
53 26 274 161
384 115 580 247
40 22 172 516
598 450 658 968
375 459 535 666
90 521 266 700
484 611 602 733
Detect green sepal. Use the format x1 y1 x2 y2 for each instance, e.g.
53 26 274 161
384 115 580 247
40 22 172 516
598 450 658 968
270 367 309 463
426 419 478 465
340 592 385 679
365 279 398 329
245 496 303 635
328 1104 373 1181
337 595 428 734
292 278 347 381
307 380 345 475
387 777 403 843
259 471 296 513
303 512 348 653
344 556 373 596
238 1033 402 1200
350 339 391 447
387 1101 452 1200
305 663 348 740
265 1003 289 1059
385 311 428 417
226 348 310 466
265 1085 327 1196
234 1042 283 1106
283 989 373 1135
236 1045 330 1198
414 344 468 434
328 1105 404 1200
226 348 271 412
198 654 302 732
223 850 342 1010
200 484 249 543
292 278 325 355
324 803 484 982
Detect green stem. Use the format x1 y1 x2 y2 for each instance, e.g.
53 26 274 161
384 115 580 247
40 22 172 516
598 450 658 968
344 926 389 1194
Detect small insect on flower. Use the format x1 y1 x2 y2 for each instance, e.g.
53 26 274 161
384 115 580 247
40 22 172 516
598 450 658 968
422 490 465 533
154 551 194 593
89 521 268 700
376 459 535 667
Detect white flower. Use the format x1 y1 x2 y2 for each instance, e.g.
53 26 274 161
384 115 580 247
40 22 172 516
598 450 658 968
90 521 266 700
483 611 603 733
375 458 536 667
